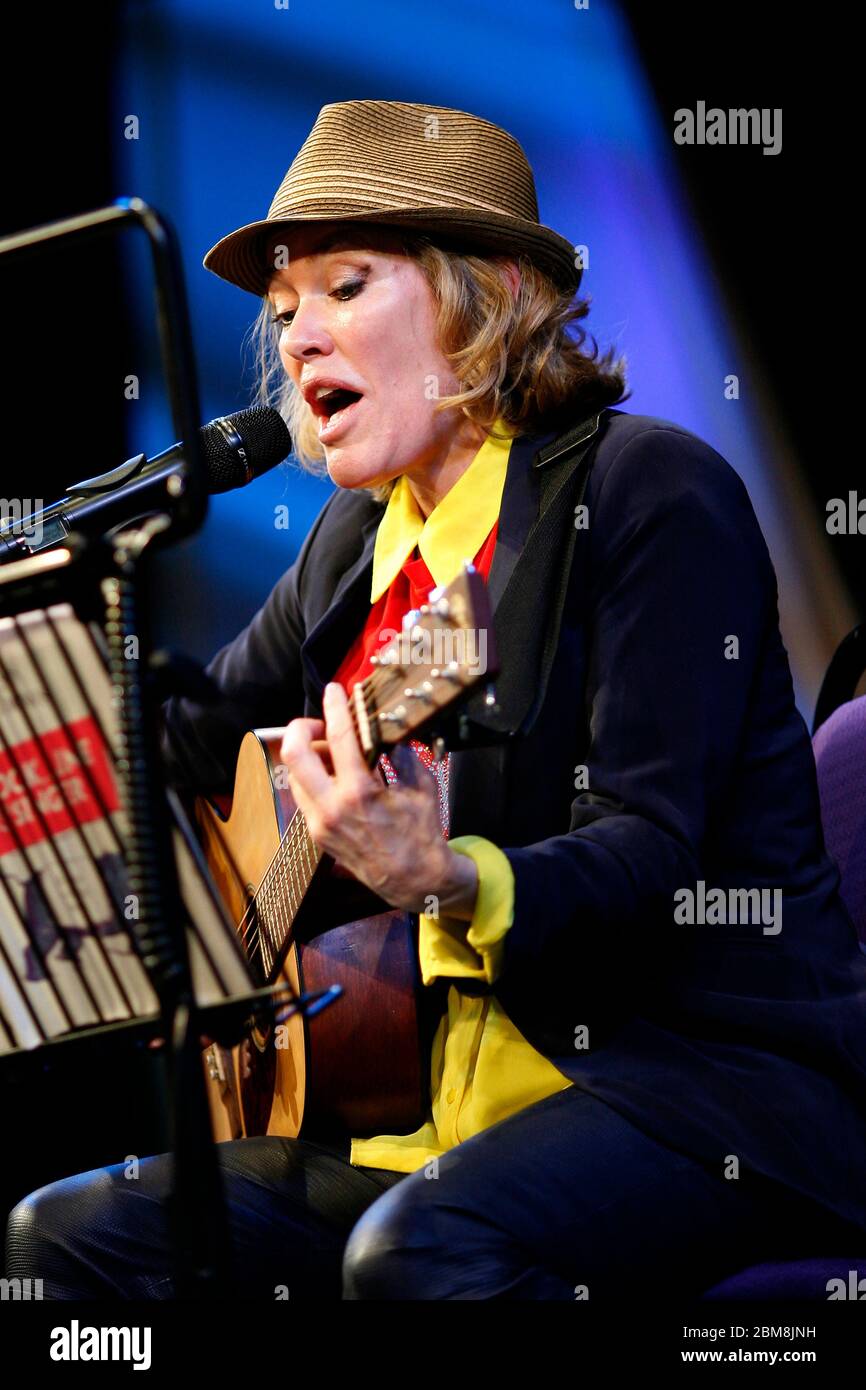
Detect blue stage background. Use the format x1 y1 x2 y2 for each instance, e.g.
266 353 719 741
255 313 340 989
113 0 850 716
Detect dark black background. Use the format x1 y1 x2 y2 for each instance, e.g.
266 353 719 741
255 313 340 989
623 0 861 608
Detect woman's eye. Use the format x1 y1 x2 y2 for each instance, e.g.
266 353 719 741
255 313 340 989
272 278 364 332
331 277 365 302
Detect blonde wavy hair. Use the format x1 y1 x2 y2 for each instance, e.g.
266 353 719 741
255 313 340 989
247 232 628 504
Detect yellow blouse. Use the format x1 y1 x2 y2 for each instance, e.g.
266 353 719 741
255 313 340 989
350 422 572 1174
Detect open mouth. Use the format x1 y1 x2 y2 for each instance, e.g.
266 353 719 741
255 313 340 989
312 387 363 419
308 385 365 442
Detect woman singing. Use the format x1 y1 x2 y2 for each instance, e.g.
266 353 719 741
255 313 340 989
6 99 866 1300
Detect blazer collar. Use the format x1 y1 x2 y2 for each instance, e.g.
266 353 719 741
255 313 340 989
300 416 600 719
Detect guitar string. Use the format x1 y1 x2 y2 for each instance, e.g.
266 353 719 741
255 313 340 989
265 811 308 975
240 782 309 977
240 801 312 962
271 815 309 980
233 683 368 967
232 658 409 962
254 649 424 957
253 811 308 978
241 745 357 977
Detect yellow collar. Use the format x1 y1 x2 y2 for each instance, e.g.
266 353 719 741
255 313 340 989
370 421 516 603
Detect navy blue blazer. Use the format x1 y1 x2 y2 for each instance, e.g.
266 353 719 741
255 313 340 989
162 408 866 1235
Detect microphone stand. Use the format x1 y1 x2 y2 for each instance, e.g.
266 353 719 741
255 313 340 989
103 513 234 1298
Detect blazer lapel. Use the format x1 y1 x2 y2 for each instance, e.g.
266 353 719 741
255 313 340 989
484 429 546 611
300 509 383 709
462 408 606 740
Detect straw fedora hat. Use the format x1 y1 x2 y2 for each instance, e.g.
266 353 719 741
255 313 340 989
203 99 582 297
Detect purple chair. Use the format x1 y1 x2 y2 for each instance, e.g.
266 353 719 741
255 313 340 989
812 695 866 948
700 688 866 1301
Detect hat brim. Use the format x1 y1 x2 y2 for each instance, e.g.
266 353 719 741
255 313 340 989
203 206 582 297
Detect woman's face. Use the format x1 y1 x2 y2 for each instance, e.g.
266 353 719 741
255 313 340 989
268 224 476 494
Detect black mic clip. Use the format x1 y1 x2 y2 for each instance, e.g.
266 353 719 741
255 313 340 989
65 453 148 496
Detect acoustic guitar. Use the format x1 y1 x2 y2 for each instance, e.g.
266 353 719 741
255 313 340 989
195 563 497 1143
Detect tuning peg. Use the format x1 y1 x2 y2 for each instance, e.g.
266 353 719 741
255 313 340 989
379 705 408 726
429 660 462 683
403 680 435 701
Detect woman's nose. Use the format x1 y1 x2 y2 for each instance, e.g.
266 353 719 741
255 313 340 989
280 302 333 362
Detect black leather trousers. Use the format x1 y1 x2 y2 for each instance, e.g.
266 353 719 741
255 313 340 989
5 1087 862 1300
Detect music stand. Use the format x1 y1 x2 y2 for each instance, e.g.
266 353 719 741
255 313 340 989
0 202 320 1298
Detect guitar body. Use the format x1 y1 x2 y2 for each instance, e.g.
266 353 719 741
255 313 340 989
196 729 429 1143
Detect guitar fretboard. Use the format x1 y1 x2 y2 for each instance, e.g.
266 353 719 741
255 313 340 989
243 664 401 982
251 810 319 980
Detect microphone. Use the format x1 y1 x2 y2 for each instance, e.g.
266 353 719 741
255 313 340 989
0 406 292 565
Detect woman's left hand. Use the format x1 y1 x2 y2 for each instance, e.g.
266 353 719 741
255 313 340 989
280 682 477 917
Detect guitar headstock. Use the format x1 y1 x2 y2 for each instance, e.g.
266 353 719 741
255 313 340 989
352 562 499 758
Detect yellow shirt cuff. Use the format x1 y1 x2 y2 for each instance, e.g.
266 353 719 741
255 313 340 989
418 835 514 986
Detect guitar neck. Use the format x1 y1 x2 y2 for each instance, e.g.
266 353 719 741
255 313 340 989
250 686 386 981
253 807 322 980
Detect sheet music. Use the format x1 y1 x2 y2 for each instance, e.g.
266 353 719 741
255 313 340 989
0 603 253 1054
